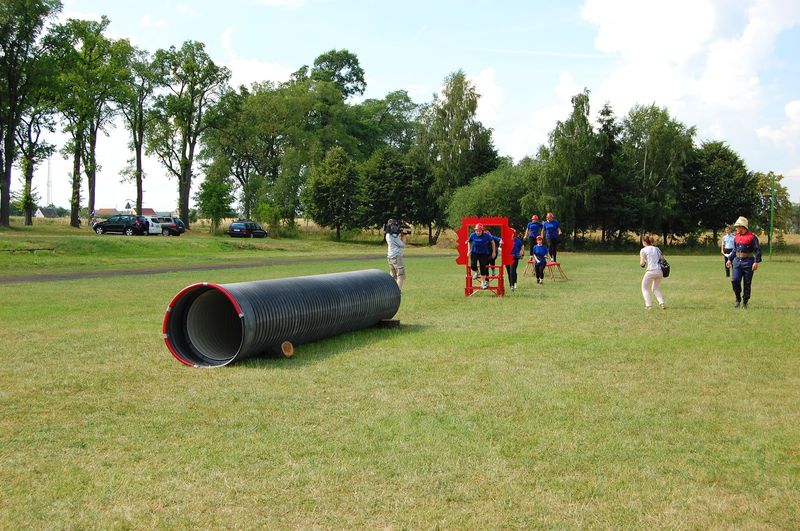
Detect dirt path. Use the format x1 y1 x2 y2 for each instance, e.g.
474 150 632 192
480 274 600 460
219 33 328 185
0 254 445 284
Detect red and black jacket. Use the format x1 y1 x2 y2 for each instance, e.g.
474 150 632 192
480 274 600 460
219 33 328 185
727 232 762 263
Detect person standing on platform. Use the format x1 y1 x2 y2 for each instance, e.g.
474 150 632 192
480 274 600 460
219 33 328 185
532 235 549 285
720 225 735 278
543 212 562 262
524 215 543 256
725 216 762 308
467 223 496 290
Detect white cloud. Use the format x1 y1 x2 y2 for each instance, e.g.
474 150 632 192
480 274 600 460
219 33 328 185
582 0 717 65
756 100 800 148
140 15 168 30
220 27 293 88
505 72 581 161
469 67 504 124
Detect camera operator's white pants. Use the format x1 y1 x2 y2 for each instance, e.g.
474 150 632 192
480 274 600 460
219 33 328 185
641 269 665 307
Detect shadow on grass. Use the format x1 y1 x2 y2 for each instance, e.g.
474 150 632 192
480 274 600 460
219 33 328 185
240 323 429 369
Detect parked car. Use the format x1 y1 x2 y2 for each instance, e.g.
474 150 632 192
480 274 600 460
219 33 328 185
226 221 268 238
93 215 146 236
150 216 182 236
158 216 186 234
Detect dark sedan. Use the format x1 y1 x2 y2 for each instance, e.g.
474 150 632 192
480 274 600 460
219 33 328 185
226 221 268 238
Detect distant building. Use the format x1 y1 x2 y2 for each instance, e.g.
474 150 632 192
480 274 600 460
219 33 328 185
34 207 59 218
95 208 120 218
134 207 158 217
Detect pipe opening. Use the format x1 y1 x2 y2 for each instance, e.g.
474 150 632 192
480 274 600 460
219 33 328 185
168 286 243 367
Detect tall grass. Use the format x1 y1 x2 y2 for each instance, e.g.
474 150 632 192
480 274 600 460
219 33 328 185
1 248 798 527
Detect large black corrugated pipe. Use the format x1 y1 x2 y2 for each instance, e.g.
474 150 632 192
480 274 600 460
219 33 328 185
162 269 401 368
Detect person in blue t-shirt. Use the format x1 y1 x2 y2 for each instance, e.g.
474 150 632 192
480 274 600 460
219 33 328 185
523 214 543 256
720 225 735 278
532 235 549 284
467 223 496 289
543 212 562 262
486 229 502 268
505 228 524 291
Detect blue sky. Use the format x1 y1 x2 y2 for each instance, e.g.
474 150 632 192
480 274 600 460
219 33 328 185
36 0 800 210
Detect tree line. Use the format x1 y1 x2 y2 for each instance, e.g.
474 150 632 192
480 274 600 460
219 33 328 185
1 1 794 245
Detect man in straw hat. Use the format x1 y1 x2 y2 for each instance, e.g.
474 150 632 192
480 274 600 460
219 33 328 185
725 216 762 308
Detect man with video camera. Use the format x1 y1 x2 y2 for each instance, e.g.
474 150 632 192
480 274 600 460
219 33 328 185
384 218 410 290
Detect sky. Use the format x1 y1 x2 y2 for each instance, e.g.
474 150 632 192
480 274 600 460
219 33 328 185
24 0 800 212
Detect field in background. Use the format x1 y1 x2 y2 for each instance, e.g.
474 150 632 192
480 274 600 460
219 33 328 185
1 230 799 527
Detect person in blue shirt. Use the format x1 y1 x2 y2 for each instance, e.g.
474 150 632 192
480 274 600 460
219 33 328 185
505 228 524 291
543 212 562 262
532 235 549 284
720 225 735 278
523 214 543 256
467 223 496 289
486 228 503 268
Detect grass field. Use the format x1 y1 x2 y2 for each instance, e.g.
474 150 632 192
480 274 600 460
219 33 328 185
1 226 799 528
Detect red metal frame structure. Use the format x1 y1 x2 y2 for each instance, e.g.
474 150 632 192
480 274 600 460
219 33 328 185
455 216 514 296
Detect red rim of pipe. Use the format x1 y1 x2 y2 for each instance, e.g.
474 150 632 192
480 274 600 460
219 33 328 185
162 283 244 367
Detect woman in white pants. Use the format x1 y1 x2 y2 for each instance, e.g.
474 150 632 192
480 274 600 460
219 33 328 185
639 235 665 310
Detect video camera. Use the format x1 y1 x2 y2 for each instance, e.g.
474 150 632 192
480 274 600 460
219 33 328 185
384 218 411 236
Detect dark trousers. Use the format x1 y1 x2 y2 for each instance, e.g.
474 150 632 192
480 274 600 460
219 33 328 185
547 237 559 262
731 258 755 303
535 261 546 281
470 253 490 277
528 237 537 256
505 258 519 286
723 251 733 277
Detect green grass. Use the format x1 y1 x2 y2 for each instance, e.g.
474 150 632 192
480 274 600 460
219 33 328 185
1 242 799 527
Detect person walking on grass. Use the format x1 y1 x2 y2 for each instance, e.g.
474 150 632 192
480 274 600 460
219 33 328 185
639 234 666 310
725 216 761 308
467 223 496 290
721 225 735 278
532 235 549 285
506 228 524 291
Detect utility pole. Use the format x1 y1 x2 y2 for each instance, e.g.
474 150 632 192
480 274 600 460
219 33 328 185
769 172 774 259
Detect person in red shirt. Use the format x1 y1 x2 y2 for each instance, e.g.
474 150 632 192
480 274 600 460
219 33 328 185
725 216 762 308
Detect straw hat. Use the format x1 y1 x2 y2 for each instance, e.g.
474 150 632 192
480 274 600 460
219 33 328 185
733 216 749 229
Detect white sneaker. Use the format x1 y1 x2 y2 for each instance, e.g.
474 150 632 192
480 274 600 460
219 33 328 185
481 281 488 289
472 272 479 280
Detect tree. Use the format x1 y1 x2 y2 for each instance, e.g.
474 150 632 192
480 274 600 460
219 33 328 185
310 49 366 100
536 89 602 242
48 17 130 226
751 171 792 245
15 40 58 225
117 47 159 215
194 160 234 232
684 141 756 242
0 0 61 226
447 163 532 230
303 146 359 239
412 70 499 244
358 146 418 229
618 104 695 242
147 41 230 227
593 102 633 241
